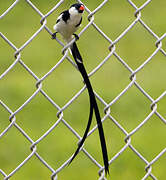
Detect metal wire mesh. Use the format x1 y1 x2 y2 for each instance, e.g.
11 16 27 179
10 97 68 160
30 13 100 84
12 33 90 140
0 0 166 179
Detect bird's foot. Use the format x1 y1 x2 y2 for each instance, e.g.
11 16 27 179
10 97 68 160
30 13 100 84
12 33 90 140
52 32 57 39
73 33 79 41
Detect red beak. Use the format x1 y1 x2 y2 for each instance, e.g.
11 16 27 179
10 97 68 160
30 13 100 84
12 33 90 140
79 5 85 11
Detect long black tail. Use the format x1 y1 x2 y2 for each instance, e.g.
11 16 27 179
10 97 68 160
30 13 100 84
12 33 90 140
69 41 109 174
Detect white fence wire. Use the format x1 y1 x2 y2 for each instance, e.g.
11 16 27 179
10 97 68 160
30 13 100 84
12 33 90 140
0 0 166 179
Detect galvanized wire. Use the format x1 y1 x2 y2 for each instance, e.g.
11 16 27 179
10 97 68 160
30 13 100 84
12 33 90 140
0 0 165 180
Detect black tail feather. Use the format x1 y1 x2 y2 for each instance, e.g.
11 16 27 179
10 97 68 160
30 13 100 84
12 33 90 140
69 42 109 174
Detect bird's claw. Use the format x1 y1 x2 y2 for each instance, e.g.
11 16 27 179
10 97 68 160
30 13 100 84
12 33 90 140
73 33 79 41
52 32 57 39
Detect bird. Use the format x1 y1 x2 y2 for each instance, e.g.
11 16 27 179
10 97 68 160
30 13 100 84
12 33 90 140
52 3 109 174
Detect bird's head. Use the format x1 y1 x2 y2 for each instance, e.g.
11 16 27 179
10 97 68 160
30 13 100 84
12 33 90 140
69 3 85 14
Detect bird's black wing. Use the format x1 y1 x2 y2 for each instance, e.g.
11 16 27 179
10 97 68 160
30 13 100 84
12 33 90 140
75 17 82 27
56 10 70 24
69 41 109 174
61 10 70 23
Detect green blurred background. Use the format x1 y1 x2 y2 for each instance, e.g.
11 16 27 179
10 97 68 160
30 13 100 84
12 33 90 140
0 0 166 179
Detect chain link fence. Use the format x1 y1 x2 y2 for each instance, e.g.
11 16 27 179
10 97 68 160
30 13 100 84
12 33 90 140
0 0 166 179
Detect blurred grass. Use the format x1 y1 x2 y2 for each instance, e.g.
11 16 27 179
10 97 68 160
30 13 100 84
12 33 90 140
0 0 166 179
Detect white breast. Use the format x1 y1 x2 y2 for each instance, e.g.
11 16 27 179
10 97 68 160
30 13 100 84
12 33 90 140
53 7 82 42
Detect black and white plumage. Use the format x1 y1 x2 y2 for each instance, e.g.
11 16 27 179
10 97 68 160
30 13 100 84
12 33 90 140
53 3 83 42
52 3 109 174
